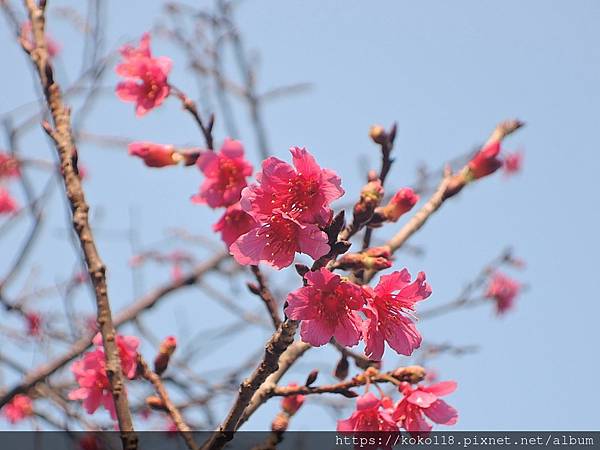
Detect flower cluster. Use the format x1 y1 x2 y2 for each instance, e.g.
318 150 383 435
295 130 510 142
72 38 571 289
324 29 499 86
69 334 139 419
230 147 344 269
116 33 171 116
338 381 458 436
285 267 431 361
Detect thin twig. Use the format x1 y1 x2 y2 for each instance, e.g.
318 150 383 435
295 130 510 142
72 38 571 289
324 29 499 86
249 265 281 329
138 356 200 450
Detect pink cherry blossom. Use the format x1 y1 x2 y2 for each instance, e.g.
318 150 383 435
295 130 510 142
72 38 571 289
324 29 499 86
68 349 116 419
285 268 366 347
128 142 179 167
393 381 458 435
468 141 503 179
3 394 33 424
362 269 431 361
0 188 18 214
192 138 253 208
92 333 140 379
115 33 171 116
241 147 344 227
337 392 398 433
0 152 20 178
213 202 257 248
230 211 329 269
281 383 305 415
69 334 140 418
503 151 523 176
485 272 521 314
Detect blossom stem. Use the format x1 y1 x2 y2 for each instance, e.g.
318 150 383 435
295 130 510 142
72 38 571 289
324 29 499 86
170 85 214 150
249 265 282 329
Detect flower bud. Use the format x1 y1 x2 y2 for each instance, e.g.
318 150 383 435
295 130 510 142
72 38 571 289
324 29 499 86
128 142 180 168
378 188 419 222
154 336 177 376
467 141 502 180
305 369 319 387
352 179 384 226
334 356 349 380
391 365 426 384
369 125 387 145
271 412 289 432
145 395 167 411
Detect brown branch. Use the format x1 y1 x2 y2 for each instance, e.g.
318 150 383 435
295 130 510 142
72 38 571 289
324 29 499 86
170 85 214 150
18 1 136 446
138 356 200 450
248 265 282 329
362 123 398 250
0 252 227 409
385 171 451 254
270 365 426 398
237 340 311 428
201 319 299 450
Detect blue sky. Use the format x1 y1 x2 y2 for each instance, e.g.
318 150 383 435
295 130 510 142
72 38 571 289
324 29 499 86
1 0 599 431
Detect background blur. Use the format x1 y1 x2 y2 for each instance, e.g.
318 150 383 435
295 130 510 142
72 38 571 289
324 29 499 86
1 0 599 431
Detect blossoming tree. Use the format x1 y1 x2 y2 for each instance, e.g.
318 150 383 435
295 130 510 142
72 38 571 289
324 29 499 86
0 1 526 449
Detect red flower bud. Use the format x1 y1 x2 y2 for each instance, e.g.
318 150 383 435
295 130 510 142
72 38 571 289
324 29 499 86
128 142 181 168
380 188 419 222
467 140 502 180
271 412 290 432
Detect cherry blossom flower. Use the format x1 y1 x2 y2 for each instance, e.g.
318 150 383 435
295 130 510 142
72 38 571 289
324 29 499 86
0 152 20 178
337 392 398 433
379 187 419 222
285 268 365 347
0 188 18 214
2 394 33 424
503 151 523 176
68 349 116 418
192 138 253 208
485 272 521 314
281 383 305 415
393 381 458 434
467 141 503 180
92 333 140 379
115 33 171 116
128 142 179 167
230 211 329 269
69 334 140 418
213 203 257 248
362 269 431 361
241 147 344 227
20 21 60 58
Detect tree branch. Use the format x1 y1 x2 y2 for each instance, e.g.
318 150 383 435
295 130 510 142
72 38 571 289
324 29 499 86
18 1 136 447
